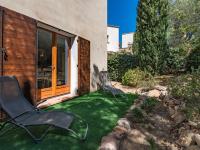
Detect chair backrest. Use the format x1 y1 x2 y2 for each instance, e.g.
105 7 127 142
99 71 112 87
0 76 34 118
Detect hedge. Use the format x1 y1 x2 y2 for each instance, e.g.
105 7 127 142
107 52 138 81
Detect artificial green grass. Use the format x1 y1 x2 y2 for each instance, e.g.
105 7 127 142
0 91 137 150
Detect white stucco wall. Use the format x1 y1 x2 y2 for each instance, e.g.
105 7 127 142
122 33 134 48
0 0 107 92
107 26 119 52
70 37 78 96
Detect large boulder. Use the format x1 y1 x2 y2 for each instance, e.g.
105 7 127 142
117 118 131 131
99 133 119 150
120 129 150 150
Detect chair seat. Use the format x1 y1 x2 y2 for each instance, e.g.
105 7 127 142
16 111 74 129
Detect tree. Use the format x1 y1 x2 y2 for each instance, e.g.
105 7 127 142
168 0 200 49
134 0 169 74
164 0 200 72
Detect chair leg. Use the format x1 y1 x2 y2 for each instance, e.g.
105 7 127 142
67 127 88 141
66 114 88 141
20 125 52 143
0 121 9 131
0 121 14 136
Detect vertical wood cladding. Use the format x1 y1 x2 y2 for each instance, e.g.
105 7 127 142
78 37 90 95
0 7 3 75
0 7 4 120
2 7 37 104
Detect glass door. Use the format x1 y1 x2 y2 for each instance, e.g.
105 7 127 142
54 35 70 95
37 29 53 99
37 28 70 100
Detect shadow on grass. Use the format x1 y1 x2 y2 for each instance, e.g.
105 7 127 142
0 91 137 150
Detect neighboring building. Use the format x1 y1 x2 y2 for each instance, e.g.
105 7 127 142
0 0 107 105
122 32 134 49
107 25 119 52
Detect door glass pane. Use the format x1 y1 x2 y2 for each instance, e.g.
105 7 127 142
57 35 69 86
37 29 52 89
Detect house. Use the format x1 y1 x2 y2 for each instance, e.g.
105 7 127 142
0 0 107 105
122 32 134 49
107 25 119 52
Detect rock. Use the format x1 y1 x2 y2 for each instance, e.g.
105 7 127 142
194 134 200 147
174 106 180 111
172 112 187 125
113 126 128 140
163 95 172 101
138 95 148 101
197 123 200 129
188 121 198 127
159 91 168 99
132 97 146 108
169 107 176 116
99 134 119 150
117 118 131 131
145 123 155 130
129 129 150 145
179 132 195 147
170 144 179 150
146 89 161 98
155 85 167 91
187 145 200 150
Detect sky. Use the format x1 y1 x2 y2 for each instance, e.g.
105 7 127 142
108 0 139 42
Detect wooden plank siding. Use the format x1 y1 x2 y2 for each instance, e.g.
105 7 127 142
2 7 37 105
0 6 3 76
78 37 90 95
0 6 5 121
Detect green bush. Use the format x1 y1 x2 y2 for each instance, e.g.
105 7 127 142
122 68 146 87
169 71 200 101
108 52 138 81
186 48 200 71
161 47 186 74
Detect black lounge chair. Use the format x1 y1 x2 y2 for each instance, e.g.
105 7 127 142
0 76 88 143
99 71 125 99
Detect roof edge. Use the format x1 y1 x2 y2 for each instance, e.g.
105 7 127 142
108 24 120 28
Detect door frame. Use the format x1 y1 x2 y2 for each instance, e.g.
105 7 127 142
37 28 71 100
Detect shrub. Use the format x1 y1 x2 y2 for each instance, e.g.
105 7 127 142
186 48 200 71
169 71 200 121
122 68 146 87
169 71 200 101
139 74 157 89
161 47 186 74
108 52 138 81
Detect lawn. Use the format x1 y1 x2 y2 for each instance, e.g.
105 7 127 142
0 91 137 150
